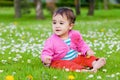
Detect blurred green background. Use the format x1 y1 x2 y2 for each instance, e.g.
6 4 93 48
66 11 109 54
0 0 120 80
0 0 120 20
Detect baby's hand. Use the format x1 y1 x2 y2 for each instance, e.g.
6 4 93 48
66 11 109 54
87 49 95 56
86 49 95 58
78 52 82 55
44 56 52 64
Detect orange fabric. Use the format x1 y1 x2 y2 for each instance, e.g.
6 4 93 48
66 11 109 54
50 55 97 71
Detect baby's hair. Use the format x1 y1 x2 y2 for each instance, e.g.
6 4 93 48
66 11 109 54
53 7 76 24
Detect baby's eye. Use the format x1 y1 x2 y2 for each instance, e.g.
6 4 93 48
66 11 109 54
60 22 64 25
53 22 56 24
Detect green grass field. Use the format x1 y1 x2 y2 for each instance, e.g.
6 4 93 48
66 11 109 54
0 7 120 80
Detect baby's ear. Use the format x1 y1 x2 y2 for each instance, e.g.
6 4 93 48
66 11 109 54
69 23 74 30
70 23 74 26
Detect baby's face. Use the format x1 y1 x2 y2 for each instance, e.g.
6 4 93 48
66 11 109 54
52 14 73 39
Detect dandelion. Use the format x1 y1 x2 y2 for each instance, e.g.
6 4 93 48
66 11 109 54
27 75 33 80
5 75 14 80
68 75 75 80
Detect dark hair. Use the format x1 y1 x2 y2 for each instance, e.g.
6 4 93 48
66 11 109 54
53 7 76 24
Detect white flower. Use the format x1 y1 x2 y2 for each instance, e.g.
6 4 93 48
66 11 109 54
65 68 69 72
97 76 102 79
22 60 24 63
11 40 15 43
88 74 94 78
12 58 18 62
27 59 31 63
12 72 16 75
102 69 107 72
1 52 5 54
116 72 120 75
1 60 7 64
8 57 12 59
0 70 4 73
111 74 115 78
16 54 22 59
53 76 57 79
75 69 80 72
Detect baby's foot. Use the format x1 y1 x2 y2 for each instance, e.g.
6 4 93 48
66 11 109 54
90 68 98 73
93 58 106 71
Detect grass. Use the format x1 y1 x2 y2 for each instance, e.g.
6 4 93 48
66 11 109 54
0 7 120 80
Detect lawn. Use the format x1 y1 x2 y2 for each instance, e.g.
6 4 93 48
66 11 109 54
0 7 120 80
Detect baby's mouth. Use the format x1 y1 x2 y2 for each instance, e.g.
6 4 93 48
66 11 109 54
56 29 61 31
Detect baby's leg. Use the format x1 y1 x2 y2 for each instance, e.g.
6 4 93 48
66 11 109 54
51 60 84 71
92 58 106 72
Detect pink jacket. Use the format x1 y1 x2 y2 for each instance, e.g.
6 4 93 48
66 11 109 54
41 30 90 63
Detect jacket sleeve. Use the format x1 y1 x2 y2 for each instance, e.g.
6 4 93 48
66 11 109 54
40 38 54 63
77 32 90 55
71 31 90 56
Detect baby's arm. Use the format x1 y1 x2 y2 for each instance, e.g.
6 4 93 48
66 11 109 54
41 38 54 66
78 49 94 57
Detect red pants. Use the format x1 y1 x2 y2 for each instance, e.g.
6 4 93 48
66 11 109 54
50 55 98 71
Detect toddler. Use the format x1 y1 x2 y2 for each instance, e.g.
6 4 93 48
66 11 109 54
41 7 106 73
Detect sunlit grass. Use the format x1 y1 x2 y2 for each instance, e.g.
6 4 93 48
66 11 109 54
0 7 120 80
